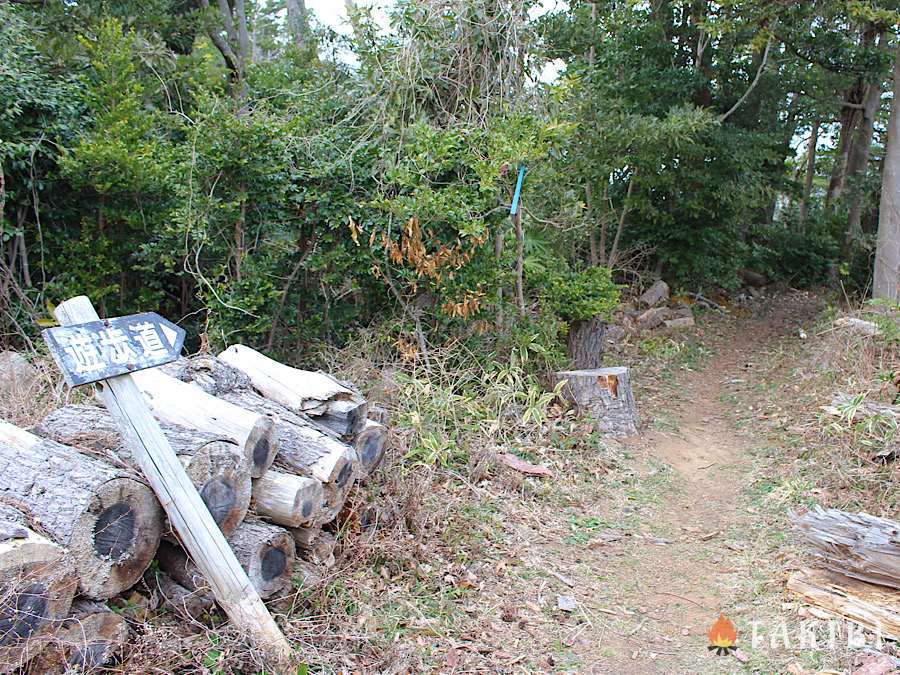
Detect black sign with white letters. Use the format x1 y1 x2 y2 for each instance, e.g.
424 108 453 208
43 312 186 387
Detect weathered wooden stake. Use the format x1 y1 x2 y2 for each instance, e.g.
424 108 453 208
54 296 292 667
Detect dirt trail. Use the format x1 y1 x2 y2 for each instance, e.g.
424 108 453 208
557 295 819 673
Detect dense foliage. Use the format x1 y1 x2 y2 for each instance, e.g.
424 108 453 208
1 0 898 362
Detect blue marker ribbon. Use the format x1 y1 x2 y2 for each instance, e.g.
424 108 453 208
510 163 525 216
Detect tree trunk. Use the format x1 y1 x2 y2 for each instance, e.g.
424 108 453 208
0 503 76 673
35 404 251 536
286 0 310 51
790 507 900 589
553 366 638 436
566 317 606 370
799 120 819 221
131 368 277 478
218 345 368 437
845 72 885 249
158 519 294 600
0 421 164 600
252 469 323 528
875 42 900 302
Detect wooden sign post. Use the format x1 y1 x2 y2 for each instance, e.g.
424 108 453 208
46 296 292 667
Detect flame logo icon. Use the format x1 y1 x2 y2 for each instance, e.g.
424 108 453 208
707 613 737 655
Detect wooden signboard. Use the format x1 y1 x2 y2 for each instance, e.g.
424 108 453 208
42 312 186 386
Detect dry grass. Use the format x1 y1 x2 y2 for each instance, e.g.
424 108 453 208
744 297 900 516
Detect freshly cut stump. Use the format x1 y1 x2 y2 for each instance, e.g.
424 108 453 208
252 470 324 528
131 368 278 478
554 366 638 436
354 420 388 479
0 503 76 673
158 520 295 600
0 422 163 600
219 345 368 436
36 404 251 536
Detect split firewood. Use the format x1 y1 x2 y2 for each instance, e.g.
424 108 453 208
790 507 900 589
787 567 900 640
252 469 324 528
0 420 163 600
130 368 278 478
219 345 368 437
354 420 388 479
35 404 251 536
35 600 129 671
158 519 295 600
0 503 76 673
554 366 638 436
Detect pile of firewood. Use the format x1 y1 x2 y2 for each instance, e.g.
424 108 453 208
0 346 388 672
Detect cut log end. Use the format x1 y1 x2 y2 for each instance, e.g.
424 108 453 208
247 418 277 479
0 506 76 673
74 477 165 600
186 440 251 536
355 420 388 478
252 471 324 529
231 521 295 599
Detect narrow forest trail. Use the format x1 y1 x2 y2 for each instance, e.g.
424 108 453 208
447 293 827 674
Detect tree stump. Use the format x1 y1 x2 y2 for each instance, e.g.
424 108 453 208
554 366 638 436
0 503 76 673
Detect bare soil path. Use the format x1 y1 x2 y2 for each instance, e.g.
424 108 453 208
434 292 826 674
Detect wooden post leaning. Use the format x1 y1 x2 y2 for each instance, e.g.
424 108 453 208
54 296 292 667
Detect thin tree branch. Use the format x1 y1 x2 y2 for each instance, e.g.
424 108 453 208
721 37 772 122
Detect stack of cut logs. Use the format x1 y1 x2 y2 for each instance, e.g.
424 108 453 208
0 346 388 672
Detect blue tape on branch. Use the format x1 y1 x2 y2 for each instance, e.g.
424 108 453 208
510 163 525 216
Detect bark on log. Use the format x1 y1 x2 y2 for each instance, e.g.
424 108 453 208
158 520 295 600
217 389 356 486
50 600 128 671
161 355 359 485
566 316 606 370
0 503 76 673
131 368 277 478
35 405 251 536
554 367 638 436
147 571 214 621
0 421 163 600
787 567 900 640
299 530 336 569
291 524 321 550
790 507 900 589
219 345 368 436
355 420 388 479
252 470 323 528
